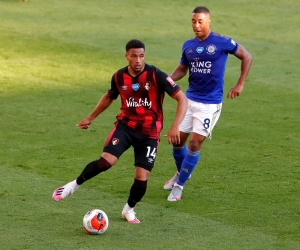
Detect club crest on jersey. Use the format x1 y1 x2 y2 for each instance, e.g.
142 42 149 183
132 83 140 91
112 138 119 145
143 81 151 90
166 76 176 87
196 47 204 54
206 44 217 55
188 49 193 54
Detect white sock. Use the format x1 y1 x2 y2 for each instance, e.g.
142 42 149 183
71 179 79 189
174 183 184 190
123 203 133 211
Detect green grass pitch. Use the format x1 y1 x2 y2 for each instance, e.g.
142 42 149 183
0 0 299 249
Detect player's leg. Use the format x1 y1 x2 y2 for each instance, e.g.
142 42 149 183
163 131 190 190
52 154 116 202
76 153 117 185
122 167 150 223
177 132 205 185
164 101 193 190
168 103 222 201
52 121 130 202
122 135 157 223
167 133 203 201
173 131 190 172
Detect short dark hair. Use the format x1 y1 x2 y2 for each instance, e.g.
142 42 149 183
125 39 145 52
192 6 210 14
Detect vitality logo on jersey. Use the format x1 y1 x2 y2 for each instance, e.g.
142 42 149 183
126 97 152 109
132 83 140 91
196 47 204 54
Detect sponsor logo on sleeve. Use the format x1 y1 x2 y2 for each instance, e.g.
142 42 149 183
166 76 176 87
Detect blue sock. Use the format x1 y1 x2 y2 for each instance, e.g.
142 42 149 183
177 149 200 186
172 145 187 172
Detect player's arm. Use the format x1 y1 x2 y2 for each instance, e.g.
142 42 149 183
77 74 118 129
227 45 252 99
76 92 115 129
166 90 188 144
169 64 189 81
155 67 187 143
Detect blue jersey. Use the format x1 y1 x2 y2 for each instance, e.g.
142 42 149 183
180 31 238 104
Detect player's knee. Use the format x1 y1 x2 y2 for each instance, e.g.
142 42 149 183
188 139 204 151
135 166 151 180
97 157 112 172
133 178 147 189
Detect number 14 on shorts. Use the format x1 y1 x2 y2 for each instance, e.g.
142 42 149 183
146 146 156 159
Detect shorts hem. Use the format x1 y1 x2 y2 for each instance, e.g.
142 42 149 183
103 147 121 158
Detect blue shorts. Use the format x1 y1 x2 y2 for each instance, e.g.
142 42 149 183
103 121 159 171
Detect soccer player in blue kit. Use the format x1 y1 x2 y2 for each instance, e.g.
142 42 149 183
164 6 252 201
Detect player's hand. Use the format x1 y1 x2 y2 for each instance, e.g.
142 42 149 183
164 127 180 145
76 118 92 129
227 84 244 99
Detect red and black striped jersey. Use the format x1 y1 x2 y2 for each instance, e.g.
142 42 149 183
108 64 181 139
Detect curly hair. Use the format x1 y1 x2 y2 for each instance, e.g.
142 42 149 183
125 39 145 52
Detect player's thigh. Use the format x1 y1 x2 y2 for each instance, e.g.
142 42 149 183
133 137 159 172
179 99 193 133
192 103 222 139
103 122 132 158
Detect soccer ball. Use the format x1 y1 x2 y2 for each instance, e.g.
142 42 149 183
83 209 109 235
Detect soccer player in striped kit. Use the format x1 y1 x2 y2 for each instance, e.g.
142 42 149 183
164 6 252 201
52 39 188 222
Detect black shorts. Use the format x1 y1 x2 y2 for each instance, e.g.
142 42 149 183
103 121 159 172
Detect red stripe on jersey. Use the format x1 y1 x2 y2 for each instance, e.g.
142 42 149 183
112 65 175 139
